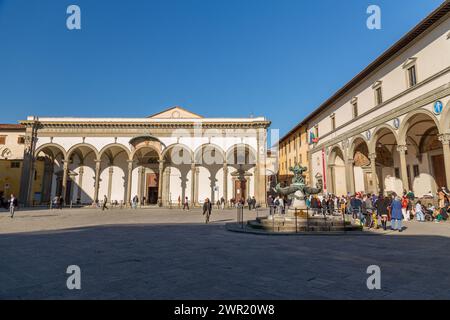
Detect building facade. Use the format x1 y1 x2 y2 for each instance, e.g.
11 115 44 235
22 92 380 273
278 123 310 186
18 107 270 207
304 3 450 197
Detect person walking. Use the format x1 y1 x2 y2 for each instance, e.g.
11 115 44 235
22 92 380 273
203 198 212 224
391 194 404 232
8 194 18 218
59 195 64 210
183 196 190 211
220 197 225 210
102 195 109 211
132 195 138 209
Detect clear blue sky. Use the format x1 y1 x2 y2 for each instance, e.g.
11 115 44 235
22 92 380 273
0 0 445 136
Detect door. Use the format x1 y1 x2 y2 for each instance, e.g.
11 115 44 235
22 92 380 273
431 154 446 188
146 173 159 205
234 179 247 202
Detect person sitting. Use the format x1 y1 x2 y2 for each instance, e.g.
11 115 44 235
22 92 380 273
415 200 425 222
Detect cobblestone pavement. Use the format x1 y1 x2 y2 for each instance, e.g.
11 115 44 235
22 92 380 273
1 207 450 299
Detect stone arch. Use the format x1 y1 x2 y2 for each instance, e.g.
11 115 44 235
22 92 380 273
369 125 399 154
226 143 257 166
161 143 194 164
194 143 226 165
66 143 100 162
35 143 67 160
398 109 441 145
327 145 345 166
327 145 347 196
130 145 162 162
440 100 450 133
98 143 131 164
347 134 369 160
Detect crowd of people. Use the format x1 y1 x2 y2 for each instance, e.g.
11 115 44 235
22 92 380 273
267 188 450 232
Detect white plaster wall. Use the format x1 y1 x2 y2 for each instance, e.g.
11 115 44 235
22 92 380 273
354 167 365 193
308 17 450 146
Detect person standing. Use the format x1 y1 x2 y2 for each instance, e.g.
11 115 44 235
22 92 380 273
391 194 404 232
220 196 225 210
375 194 390 231
8 194 18 218
102 195 109 211
401 193 409 221
203 198 212 224
183 196 190 211
247 197 252 211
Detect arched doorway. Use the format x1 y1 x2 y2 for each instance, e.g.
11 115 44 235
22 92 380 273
162 144 194 206
349 137 372 193
371 126 400 195
132 146 161 205
33 143 67 205
194 144 226 204
400 111 444 195
226 144 256 203
327 146 347 196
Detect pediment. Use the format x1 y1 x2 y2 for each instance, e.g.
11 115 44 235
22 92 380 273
147 106 203 119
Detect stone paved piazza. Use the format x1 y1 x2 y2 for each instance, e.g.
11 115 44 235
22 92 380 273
1 207 450 299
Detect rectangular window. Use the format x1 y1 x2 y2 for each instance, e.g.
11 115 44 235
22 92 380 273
375 87 383 105
413 165 420 178
298 133 302 147
17 136 25 144
0 136 6 145
352 102 358 118
408 65 417 87
11 162 20 168
395 168 400 179
331 115 336 131
288 140 291 153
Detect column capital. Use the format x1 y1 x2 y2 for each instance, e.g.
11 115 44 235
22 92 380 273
346 159 355 165
397 145 408 153
108 167 114 174
438 134 450 144
369 153 377 160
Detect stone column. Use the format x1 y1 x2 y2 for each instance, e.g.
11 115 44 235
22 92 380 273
158 160 164 206
137 167 142 202
107 166 114 203
439 134 450 189
77 166 84 203
191 163 196 206
327 165 335 194
62 160 69 203
345 159 355 195
126 160 133 205
369 153 379 195
397 145 409 191
94 160 101 203
223 163 228 205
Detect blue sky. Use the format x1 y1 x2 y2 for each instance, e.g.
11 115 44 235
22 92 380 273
0 0 445 136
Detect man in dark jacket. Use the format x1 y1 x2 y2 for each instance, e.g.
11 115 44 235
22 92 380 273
203 198 212 224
